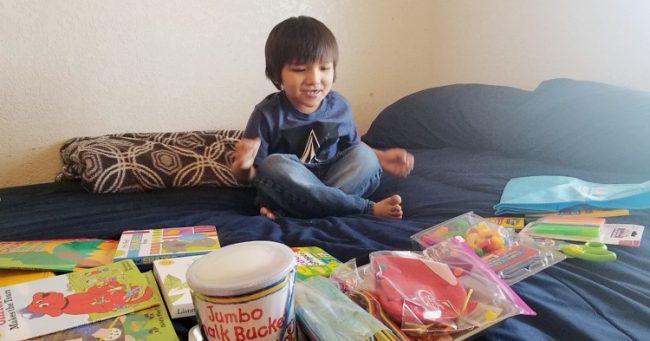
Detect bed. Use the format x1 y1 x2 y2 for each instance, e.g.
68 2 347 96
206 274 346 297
1 78 649 340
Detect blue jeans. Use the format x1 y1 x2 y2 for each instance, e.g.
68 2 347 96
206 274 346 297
254 144 382 218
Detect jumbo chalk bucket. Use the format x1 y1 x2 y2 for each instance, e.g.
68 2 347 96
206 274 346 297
187 241 297 341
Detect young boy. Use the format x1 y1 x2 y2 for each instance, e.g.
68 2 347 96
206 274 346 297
232 16 414 219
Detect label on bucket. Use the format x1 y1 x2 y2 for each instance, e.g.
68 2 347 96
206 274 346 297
192 273 296 341
187 241 297 341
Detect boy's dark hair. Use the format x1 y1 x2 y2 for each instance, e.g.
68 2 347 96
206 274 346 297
265 16 339 90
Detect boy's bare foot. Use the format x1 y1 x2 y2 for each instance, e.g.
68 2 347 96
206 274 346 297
373 195 403 219
260 207 278 220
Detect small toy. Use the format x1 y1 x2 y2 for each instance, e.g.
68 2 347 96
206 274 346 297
560 241 617 262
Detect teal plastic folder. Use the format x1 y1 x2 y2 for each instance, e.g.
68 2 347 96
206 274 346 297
494 176 650 215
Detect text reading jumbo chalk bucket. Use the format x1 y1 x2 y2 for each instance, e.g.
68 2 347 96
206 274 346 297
187 241 297 341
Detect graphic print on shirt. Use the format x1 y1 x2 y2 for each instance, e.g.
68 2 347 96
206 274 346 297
300 130 320 163
280 122 340 164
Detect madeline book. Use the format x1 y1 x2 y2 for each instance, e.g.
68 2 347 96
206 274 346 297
292 246 342 281
27 271 178 341
113 225 220 265
0 239 118 272
0 260 157 341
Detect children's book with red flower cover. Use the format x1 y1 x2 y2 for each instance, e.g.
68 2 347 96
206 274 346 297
113 225 220 265
0 239 117 272
26 271 178 341
0 260 157 341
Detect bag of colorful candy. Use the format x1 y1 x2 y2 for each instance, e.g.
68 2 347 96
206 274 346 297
411 211 565 284
411 212 516 256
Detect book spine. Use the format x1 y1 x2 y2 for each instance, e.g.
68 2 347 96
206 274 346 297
172 306 196 319
526 208 629 218
113 255 147 265
139 252 210 265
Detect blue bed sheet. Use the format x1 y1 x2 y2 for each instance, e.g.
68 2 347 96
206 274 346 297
1 147 649 340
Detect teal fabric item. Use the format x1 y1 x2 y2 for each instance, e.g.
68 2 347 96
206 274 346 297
494 176 650 215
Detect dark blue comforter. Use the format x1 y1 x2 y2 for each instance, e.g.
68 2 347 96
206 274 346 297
1 147 649 340
2 78 650 340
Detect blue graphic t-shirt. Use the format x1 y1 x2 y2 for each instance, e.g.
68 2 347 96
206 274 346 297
243 91 360 166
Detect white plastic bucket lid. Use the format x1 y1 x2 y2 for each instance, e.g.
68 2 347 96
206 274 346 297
186 240 296 297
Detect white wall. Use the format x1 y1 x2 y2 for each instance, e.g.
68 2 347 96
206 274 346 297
2 0 650 187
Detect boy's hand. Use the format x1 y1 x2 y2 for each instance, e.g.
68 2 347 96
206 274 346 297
376 148 414 177
233 137 261 171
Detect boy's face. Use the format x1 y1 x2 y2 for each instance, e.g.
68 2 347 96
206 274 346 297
281 61 334 114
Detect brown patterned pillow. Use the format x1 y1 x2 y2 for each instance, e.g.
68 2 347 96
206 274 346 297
57 130 246 193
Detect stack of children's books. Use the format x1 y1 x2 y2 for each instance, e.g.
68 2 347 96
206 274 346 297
149 244 343 321
113 225 221 266
116 225 222 321
0 238 118 289
113 225 222 320
0 260 176 340
0 225 225 340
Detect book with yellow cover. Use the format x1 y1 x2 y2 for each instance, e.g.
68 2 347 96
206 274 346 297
0 269 55 286
292 246 342 281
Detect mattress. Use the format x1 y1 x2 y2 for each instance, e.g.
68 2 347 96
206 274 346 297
1 147 649 340
2 78 650 340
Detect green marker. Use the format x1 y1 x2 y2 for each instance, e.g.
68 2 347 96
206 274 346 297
529 224 601 237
